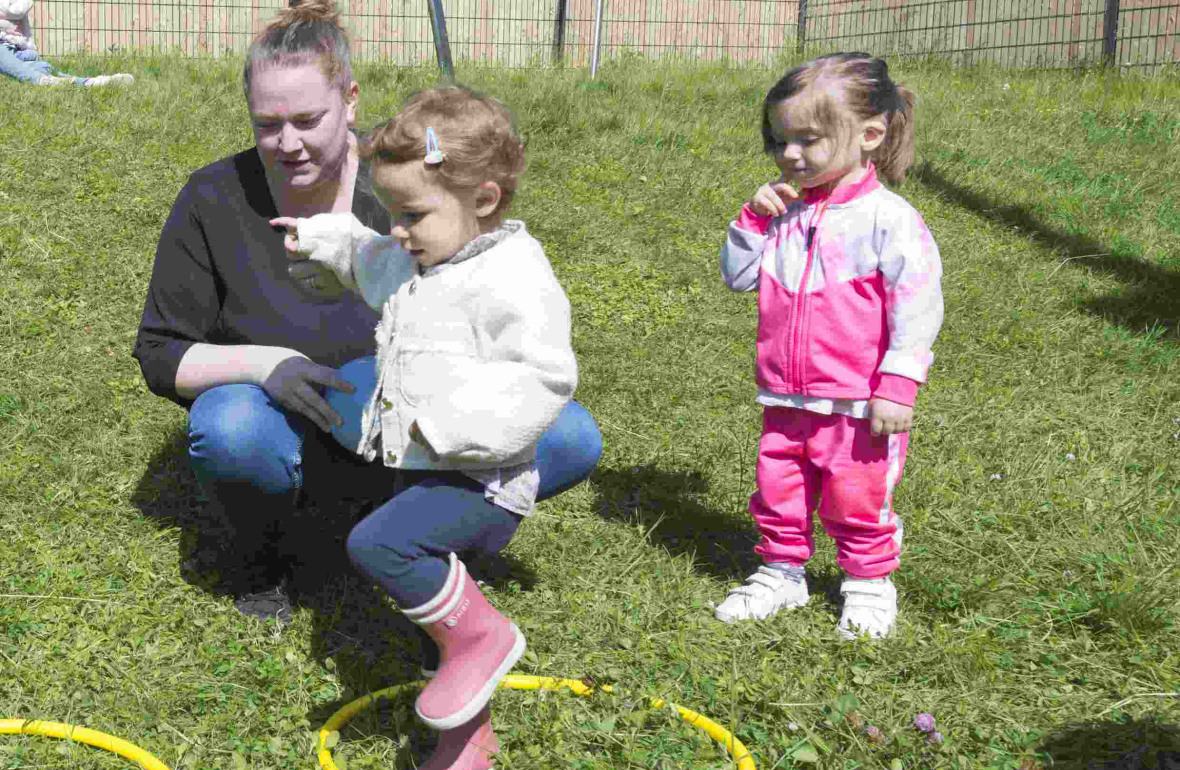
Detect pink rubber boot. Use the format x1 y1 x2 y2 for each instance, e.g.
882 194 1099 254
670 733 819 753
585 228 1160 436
419 707 499 770
404 553 525 730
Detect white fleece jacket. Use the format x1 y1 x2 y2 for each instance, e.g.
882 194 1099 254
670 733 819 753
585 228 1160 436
293 213 578 515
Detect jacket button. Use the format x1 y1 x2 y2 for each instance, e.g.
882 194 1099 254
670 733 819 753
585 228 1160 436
381 399 393 411
385 450 397 463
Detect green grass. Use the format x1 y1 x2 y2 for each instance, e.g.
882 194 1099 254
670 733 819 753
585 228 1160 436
1 56 1179 770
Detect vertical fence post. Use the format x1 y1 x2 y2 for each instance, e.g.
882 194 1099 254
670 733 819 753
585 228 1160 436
590 0 606 77
1102 0 1119 65
552 0 567 65
796 0 809 54
427 0 455 81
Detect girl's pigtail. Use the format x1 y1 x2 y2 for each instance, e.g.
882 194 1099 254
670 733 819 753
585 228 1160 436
875 84 915 185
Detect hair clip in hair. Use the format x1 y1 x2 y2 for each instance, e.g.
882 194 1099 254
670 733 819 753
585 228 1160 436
424 126 446 166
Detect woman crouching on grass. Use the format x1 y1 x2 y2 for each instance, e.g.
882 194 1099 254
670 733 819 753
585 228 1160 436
273 84 571 770
134 0 601 635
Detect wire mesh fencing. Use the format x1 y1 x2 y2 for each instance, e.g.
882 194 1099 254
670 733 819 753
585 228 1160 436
33 0 800 65
799 0 1178 71
30 0 1180 71
563 0 800 66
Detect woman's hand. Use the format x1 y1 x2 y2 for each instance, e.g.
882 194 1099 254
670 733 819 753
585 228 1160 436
261 356 356 433
868 398 913 437
270 216 347 300
750 177 799 217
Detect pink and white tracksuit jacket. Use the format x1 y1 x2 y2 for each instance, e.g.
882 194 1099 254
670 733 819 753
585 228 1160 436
720 165 943 578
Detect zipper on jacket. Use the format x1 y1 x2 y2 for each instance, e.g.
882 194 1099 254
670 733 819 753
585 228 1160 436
789 202 828 391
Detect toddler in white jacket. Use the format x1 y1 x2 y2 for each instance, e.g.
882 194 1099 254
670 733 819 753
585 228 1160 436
273 85 575 770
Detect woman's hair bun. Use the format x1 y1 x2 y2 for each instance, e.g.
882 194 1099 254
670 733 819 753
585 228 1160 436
283 0 340 25
245 0 352 98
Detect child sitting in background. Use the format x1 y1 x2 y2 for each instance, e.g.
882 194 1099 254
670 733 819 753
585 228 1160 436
273 85 577 770
0 0 133 86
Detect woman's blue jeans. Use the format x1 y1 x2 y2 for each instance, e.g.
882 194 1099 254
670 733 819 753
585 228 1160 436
186 356 603 579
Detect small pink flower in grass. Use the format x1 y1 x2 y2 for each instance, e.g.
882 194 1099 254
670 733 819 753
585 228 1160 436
913 713 936 733
864 724 884 744
928 731 944 745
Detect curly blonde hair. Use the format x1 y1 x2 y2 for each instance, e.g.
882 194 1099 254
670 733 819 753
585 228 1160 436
363 86 526 214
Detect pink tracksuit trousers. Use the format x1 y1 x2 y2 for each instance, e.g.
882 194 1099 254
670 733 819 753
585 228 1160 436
750 406 907 579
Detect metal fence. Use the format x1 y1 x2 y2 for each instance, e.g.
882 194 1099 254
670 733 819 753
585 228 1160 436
32 0 1180 70
800 0 1179 70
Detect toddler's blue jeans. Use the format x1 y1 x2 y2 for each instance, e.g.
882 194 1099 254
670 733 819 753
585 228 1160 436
345 470 522 607
186 357 602 586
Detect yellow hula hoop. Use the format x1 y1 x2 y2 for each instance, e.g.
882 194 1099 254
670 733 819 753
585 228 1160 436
0 719 171 770
317 674 758 770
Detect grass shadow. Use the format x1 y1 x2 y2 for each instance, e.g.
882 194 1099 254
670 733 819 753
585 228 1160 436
128 424 373 597
809 567 849 609
1037 718 1180 769
911 161 1180 341
300 570 425 724
131 425 538 707
129 426 222 591
129 427 431 712
591 465 759 581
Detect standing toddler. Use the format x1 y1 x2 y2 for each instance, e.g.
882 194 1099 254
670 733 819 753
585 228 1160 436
716 53 943 639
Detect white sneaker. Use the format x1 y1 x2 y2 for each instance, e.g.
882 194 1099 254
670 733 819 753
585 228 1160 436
837 577 897 639
714 566 809 623
83 73 134 87
36 75 74 86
